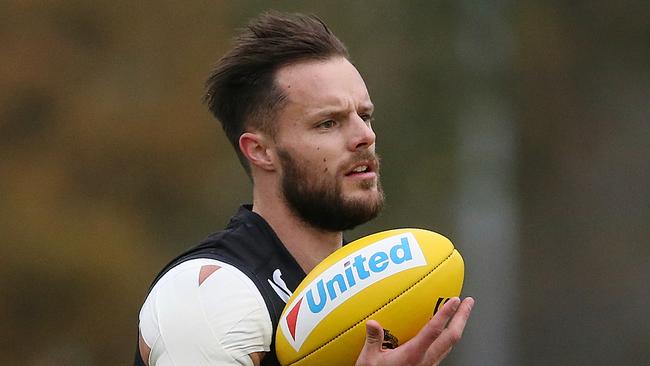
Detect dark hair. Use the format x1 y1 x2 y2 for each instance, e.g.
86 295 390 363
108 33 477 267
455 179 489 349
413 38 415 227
203 11 349 176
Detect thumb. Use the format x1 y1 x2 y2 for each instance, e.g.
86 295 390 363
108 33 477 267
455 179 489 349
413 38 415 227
362 320 384 353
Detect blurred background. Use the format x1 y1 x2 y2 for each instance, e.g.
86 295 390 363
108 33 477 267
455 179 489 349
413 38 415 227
1 1 648 365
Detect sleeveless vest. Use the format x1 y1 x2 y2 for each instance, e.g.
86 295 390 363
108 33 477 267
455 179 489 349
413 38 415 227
134 205 306 366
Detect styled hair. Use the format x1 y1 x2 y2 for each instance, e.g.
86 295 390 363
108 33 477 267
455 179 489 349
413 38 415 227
203 11 349 176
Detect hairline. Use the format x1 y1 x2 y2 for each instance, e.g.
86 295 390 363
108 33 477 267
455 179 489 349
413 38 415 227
244 54 350 140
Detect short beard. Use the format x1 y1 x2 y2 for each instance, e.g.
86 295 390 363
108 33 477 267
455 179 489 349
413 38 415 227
278 148 384 232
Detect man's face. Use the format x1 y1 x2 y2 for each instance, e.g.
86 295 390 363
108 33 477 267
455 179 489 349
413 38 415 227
271 57 384 231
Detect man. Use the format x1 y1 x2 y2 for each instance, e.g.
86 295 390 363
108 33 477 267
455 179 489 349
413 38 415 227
135 11 474 366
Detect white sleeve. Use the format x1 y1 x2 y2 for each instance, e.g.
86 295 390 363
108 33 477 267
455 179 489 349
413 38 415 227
139 258 273 366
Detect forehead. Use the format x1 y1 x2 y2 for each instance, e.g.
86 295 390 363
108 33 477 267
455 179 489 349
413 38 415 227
274 57 372 117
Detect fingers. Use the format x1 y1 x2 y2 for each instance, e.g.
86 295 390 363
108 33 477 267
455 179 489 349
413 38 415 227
361 319 385 354
425 297 474 361
409 297 462 351
356 299 474 366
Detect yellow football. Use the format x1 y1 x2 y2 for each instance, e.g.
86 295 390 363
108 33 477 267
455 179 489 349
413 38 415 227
275 228 465 365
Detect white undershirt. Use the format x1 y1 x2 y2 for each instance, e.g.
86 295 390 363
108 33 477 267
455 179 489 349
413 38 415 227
139 258 273 366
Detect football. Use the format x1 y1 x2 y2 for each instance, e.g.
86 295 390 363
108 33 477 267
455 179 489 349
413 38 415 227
275 228 465 365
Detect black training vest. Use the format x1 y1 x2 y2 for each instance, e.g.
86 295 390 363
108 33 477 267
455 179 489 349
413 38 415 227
134 205 306 366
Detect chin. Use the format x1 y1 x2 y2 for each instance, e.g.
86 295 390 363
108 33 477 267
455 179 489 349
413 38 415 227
345 188 380 204
344 177 377 190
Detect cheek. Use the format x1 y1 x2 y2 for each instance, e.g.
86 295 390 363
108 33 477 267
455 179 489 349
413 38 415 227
288 142 341 175
304 146 332 173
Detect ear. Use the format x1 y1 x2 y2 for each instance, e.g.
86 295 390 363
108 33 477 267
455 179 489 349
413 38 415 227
239 132 276 172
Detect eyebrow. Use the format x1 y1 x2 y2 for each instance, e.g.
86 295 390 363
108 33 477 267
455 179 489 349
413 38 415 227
310 102 375 120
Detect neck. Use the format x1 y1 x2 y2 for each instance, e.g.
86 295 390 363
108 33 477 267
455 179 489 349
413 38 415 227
252 187 342 274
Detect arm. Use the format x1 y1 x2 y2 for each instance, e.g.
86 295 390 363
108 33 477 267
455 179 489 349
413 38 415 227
248 352 264 366
355 297 475 366
138 259 273 366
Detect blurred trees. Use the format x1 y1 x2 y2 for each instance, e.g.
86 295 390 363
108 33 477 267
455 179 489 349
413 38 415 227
516 1 650 364
1 1 647 365
0 2 243 364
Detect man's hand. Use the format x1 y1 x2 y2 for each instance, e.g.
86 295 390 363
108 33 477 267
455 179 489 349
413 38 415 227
356 297 474 366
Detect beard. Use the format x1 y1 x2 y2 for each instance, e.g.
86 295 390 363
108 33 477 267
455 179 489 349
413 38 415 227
277 148 384 232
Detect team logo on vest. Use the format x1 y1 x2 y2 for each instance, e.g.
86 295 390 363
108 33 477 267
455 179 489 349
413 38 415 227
279 232 426 351
268 269 292 303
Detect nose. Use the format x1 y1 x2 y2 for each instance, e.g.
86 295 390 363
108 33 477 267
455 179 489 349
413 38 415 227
347 115 376 151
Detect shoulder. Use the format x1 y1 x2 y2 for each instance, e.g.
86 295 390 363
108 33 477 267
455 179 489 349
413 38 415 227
139 258 272 366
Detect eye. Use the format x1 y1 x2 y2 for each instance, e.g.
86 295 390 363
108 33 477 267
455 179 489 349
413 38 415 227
317 120 337 129
360 114 374 125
